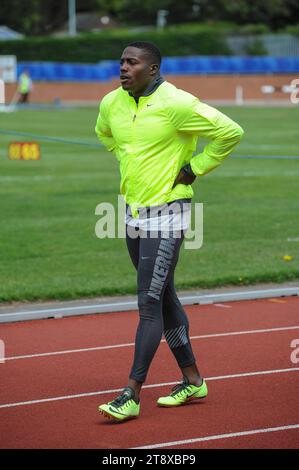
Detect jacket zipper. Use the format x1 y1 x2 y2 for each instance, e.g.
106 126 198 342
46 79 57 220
131 101 138 203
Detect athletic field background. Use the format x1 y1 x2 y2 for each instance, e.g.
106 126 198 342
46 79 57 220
0 106 298 302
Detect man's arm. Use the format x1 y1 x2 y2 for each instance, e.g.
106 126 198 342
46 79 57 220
95 97 118 157
172 99 244 185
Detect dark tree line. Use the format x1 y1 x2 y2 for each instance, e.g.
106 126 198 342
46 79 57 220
1 0 299 36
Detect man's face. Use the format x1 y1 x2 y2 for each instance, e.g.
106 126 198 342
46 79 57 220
120 47 158 96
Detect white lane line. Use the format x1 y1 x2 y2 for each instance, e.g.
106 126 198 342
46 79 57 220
214 304 232 308
131 424 299 449
0 367 298 410
190 325 299 341
4 325 299 361
4 342 136 361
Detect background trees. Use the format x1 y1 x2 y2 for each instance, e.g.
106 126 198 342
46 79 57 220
1 0 298 36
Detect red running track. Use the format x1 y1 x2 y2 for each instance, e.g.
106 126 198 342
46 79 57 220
0 296 299 449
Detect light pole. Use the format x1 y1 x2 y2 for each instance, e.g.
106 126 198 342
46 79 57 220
68 0 77 36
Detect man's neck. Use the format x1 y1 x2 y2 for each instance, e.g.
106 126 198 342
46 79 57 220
130 75 164 100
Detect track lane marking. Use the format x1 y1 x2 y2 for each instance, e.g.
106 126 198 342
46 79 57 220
0 367 298 409
214 303 232 308
131 424 299 449
4 325 299 361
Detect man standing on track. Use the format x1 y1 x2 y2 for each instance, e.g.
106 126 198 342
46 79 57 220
17 69 33 104
95 41 244 421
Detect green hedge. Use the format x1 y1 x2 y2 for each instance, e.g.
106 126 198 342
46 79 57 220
282 23 299 35
0 29 232 62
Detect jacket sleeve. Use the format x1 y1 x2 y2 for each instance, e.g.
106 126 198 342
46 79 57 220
171 98 244 176
95 97 117 156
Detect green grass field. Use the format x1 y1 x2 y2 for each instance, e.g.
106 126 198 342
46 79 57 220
0 105 298 302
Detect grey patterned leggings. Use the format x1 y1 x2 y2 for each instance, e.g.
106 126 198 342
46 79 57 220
126 226 196 383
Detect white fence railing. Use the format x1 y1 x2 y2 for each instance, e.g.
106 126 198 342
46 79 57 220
227 34 299 56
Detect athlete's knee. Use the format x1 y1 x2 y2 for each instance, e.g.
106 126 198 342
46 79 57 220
138 290 161 322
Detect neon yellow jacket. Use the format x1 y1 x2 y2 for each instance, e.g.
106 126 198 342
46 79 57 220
18 73 32 94
95 81 244 216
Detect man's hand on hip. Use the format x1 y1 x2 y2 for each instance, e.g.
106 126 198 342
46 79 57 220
172 163 196 188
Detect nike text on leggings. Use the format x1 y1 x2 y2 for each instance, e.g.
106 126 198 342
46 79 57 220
126 225 196 383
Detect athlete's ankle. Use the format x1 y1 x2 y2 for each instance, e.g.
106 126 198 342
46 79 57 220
184 375 203 387
193 377 203 387
126 382 142 402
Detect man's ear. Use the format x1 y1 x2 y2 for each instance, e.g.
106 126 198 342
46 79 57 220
150 64 159 75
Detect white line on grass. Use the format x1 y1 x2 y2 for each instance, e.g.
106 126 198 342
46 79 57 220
4 325 299 361
131 424 299 449
0 367 298 410
0 176 53 182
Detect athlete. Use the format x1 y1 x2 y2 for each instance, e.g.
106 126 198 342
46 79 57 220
17 69 33 104
95 42 244 421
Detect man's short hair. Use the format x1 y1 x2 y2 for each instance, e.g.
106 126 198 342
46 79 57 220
127 41 162 66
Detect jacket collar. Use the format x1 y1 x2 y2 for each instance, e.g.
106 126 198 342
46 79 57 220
129 75 164 100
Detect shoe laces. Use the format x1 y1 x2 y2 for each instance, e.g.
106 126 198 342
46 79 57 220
171 377 192 397
110 388 134 407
